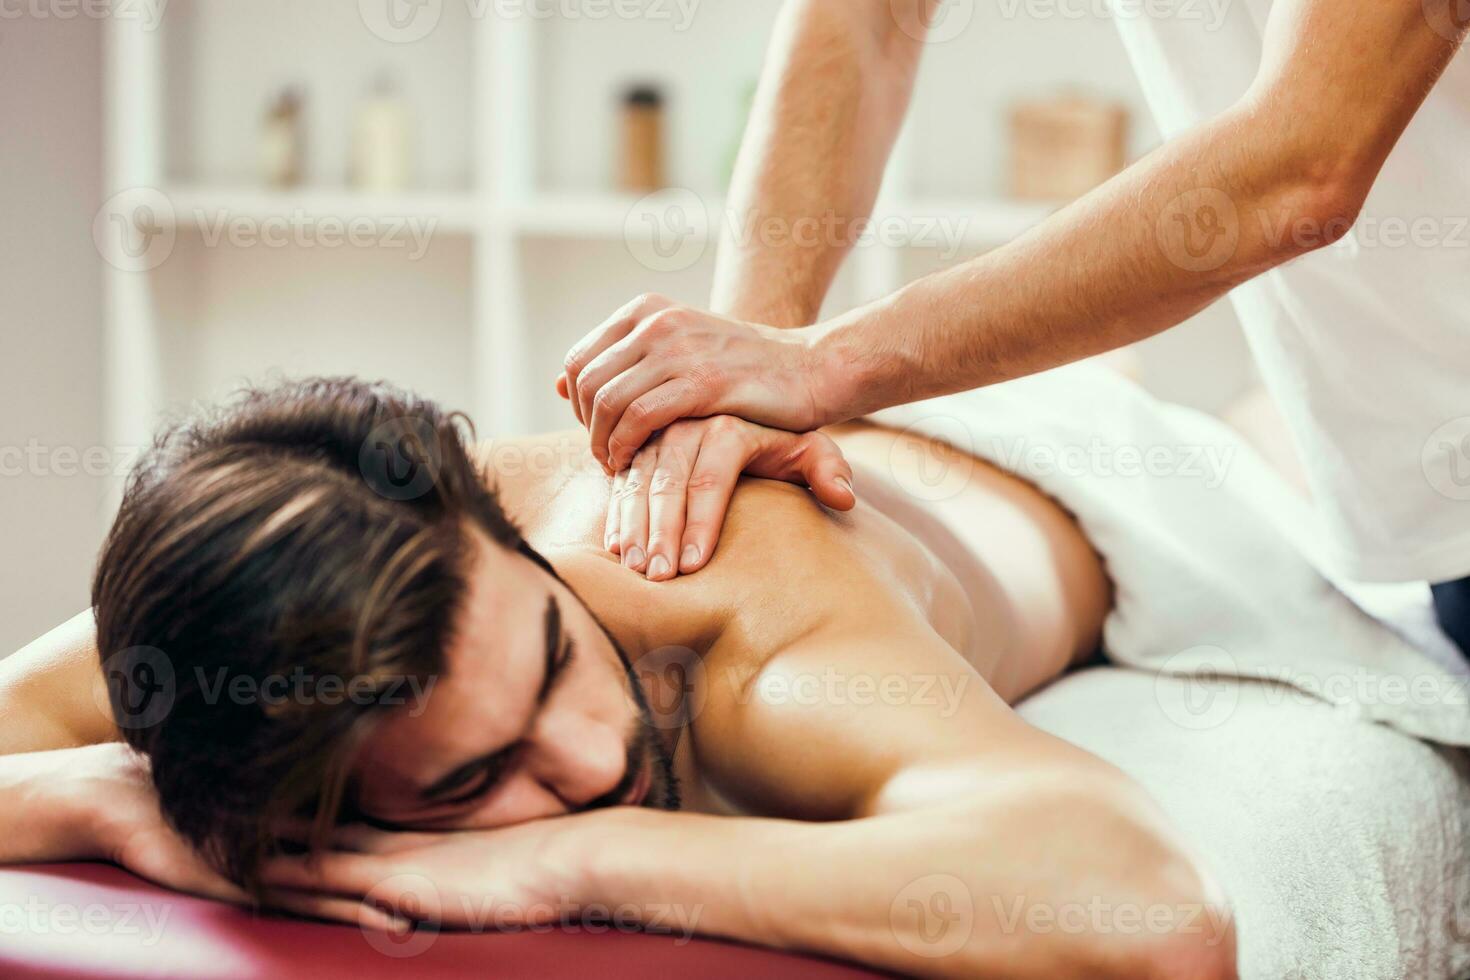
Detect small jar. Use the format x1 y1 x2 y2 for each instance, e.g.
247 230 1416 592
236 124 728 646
619 84 665 193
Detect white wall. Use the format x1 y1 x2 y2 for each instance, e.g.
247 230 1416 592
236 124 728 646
0 14 106 654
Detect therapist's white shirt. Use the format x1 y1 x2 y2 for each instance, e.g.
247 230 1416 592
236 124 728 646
1112 0 1470 582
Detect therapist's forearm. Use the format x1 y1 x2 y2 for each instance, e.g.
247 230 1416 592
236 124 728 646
710 0 925 329
810 100 1362 417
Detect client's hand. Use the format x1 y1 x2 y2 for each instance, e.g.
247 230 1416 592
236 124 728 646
70 742 246 904
259 814 605 932
605 415 855 580
558 293 834 473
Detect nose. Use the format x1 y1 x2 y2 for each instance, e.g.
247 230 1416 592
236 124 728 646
522 706 630 809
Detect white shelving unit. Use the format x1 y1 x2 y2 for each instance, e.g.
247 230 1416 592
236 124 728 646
100 1 1164 495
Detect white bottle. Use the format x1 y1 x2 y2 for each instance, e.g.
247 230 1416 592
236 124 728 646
351 74 411 193
260 87 303 188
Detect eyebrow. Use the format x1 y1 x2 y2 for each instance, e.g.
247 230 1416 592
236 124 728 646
417 595 565 804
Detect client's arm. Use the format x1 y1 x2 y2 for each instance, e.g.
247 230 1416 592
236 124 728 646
263 629 1234 978
0 613 243 901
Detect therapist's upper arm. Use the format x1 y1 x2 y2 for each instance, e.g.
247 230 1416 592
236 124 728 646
1249 0 1466 202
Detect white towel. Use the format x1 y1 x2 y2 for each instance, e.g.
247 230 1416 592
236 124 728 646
870 363 1470 747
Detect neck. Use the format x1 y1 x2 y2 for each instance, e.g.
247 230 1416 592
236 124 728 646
483 432 727 668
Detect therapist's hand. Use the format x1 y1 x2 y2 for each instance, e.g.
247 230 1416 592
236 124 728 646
606 415 855 580
559 293 834 473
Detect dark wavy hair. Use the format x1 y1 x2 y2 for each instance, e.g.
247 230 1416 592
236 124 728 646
91 377 532 895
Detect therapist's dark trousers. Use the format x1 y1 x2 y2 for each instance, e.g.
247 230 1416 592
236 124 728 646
1432 577 1470 658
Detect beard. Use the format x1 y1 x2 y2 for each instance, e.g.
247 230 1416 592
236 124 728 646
579 623 682 813
521 538 682 813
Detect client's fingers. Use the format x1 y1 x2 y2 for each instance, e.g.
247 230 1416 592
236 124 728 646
264 888 407 933
678 437 744 574
645 435 697 581
259 852 385 897
618 449 655 571
606 471 625 554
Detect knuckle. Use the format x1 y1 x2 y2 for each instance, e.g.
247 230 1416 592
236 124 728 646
707 415 740 436
648 472 686 496
641 308 683 338
591 386 620 415
803 431 837 452
623 399 653 425
686 469 723 493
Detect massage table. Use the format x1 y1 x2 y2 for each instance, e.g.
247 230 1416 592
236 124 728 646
4 663 1466 979
9 367 1468 977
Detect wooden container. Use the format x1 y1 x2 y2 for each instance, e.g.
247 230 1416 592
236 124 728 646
1009 95 1127 201
619 84 666 193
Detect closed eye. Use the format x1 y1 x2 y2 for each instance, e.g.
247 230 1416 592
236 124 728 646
426 639 577 809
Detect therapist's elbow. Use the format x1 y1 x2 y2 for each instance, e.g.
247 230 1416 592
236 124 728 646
1257 159 1371 261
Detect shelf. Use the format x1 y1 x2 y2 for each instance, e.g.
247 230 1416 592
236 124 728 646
158 185 484 235
141 186 1060 252
501 190 1060 247
498 190 724 240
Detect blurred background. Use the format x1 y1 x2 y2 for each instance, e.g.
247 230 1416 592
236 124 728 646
1 0 1255 653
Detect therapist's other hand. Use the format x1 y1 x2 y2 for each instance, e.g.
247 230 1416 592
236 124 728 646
559 293 830 473
606 415 855 581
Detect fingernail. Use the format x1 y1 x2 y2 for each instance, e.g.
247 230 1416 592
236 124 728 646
680 544 700 569
625 546 645 569
605 535 618 552
647 554 671 579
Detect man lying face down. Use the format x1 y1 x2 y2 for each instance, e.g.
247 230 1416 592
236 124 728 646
12 377 1235 979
